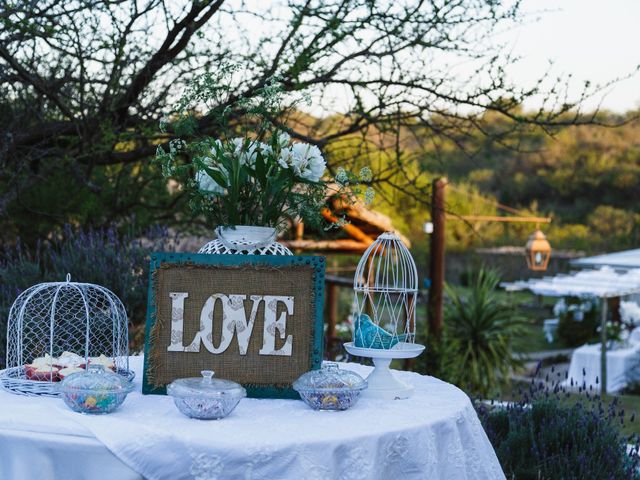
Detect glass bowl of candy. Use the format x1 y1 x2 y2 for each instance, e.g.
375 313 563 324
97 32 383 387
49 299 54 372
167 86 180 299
58 364 134 414
293 363 367 411
167 370 246 420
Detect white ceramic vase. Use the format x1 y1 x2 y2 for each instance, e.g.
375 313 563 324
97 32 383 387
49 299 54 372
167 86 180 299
198 225 292 255
217 225 277 250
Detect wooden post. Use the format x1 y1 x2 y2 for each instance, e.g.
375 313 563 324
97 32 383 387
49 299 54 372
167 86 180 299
600 298 608 398
326 283 337 340
428 177 447 339
609 297 621 324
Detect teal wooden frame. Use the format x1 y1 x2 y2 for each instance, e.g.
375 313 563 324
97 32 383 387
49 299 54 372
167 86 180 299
142 252 325 398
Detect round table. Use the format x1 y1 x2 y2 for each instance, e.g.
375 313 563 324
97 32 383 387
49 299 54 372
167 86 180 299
563 342 640 392
0 356 505 480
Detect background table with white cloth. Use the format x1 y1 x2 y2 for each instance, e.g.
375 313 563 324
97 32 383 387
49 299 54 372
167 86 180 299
563 343 640 392
0 356 505 480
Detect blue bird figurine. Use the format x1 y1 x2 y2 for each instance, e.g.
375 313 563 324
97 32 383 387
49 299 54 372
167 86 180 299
354 314 406 349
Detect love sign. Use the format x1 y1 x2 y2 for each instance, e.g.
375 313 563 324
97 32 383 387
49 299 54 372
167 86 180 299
167 293 295 356
142 253 325 398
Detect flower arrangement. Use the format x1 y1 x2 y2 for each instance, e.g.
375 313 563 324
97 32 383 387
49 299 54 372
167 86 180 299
600 320 622 344
620 301 640 327
155 72 373 231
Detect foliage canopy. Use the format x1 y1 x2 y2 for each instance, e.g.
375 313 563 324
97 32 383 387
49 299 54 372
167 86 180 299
0 0 623 245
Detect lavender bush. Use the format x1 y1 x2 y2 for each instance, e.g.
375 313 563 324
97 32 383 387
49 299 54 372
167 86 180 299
476 366 640 480
0 225 176 366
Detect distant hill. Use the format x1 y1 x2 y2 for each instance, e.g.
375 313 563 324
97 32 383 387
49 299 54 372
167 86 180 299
323 109 640 253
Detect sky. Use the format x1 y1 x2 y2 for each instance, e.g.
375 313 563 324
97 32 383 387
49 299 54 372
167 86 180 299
300 0 640 116
505 0 640 113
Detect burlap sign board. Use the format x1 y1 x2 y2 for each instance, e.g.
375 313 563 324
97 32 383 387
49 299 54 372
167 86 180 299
142 253 325 398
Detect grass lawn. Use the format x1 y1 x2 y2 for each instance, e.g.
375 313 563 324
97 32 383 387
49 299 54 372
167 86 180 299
513 320 566 353
617 393 640 435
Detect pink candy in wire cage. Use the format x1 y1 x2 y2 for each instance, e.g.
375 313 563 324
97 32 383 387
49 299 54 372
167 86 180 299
0 274 134 397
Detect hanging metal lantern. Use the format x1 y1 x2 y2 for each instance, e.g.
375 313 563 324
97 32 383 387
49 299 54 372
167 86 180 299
525 229 552 271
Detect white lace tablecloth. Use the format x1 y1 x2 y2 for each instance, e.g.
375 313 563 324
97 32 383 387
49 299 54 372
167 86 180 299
563 343 640 393
0 356 505 480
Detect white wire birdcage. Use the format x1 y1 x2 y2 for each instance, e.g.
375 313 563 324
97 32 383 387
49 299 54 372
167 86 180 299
345 232 424 399
352 232 419 349
0 274 133 397
199 226 293 255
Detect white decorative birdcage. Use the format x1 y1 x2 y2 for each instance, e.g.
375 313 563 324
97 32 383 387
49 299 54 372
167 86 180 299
344 232 425 399
0 275 133 397
199 226 292 255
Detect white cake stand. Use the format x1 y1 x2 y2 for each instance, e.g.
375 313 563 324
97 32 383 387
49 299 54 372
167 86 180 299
343 342 425 400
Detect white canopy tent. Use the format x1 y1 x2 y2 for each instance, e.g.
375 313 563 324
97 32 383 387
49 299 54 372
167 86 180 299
502 267 640 395
571 248 640 271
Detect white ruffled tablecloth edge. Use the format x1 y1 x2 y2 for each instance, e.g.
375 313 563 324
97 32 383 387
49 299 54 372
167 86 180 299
60 357 505 480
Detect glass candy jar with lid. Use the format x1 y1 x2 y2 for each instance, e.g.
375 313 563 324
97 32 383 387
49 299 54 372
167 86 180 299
58 364 134 414
167 370 246 420
293 363 367 411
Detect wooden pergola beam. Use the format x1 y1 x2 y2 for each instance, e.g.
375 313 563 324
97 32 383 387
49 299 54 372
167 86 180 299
281 238 372 253
447 215 552 224
320 208 375 247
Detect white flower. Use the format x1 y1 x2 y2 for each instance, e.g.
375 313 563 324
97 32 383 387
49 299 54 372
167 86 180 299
279 149 293 169
364 186 375 205
196 170 226 195
229 138 270 166
335 167 349 185
159 117 170 133
280 143 326 182
359 167 373 182
277 132 290 148
553 299 566 316
169 139 186 154
196 157 227 195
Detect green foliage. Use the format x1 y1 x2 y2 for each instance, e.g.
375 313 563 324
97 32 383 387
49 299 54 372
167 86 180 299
420 113 640 252
477 379 640 480
4 158 187 246
587 205 640 246
156 74 371 231
2 0 638 255
0 226 175 366
415 268 526 397
158 133 328 231
442 268 526 397
556 297 599 347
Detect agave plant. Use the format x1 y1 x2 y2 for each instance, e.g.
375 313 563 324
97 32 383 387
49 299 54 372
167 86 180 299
444 268 525 397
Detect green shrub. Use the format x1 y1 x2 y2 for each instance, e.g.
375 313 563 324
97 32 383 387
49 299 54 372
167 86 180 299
0 226 175 366
477 376 640 480
444 268 526 397
416 268 526 397
556 297 599 347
